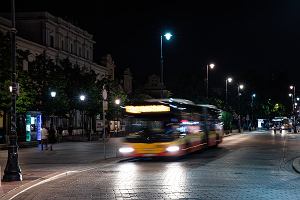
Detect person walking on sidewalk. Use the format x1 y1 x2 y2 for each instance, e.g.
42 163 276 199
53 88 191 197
48 125 57 151
41 125 49 150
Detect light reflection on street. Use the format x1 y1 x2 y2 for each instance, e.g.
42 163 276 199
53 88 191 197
115 163 138 189
162 163 187 197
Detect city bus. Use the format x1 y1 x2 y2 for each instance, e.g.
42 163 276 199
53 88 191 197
118 98 224 158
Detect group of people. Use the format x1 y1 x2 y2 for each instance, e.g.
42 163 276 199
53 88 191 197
41 125 57 151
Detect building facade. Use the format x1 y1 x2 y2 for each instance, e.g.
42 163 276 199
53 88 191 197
0 12 114 79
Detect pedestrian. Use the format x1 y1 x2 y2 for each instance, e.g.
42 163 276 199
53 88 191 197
41 125 48 150
48 125 57 151
57 126 63 143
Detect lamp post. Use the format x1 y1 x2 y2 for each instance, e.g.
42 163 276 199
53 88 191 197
115 99 121 136
3 0 22 182
50 91 56 126
160 32 172 98
79 95 86 136
237 84 244 133
251 93 256 129
206 63 215 99
289 85 297 133
225 77 233 105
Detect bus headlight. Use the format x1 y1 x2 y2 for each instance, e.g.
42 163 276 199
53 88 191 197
166 146 180 152
119 147 134 153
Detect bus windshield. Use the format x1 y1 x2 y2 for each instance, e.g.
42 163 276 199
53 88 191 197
125 117 180 143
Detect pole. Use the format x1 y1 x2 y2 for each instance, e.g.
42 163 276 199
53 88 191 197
103 106 106 159
3 0 22 181
206 64 209 99
294 87 297 133
225 79 228 105
160 35 164 98
238 86 241 133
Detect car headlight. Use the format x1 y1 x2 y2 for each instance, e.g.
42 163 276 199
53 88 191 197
119 147 134 153
166 146 180 152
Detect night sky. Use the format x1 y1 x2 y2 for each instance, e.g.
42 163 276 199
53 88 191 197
1 0 300 102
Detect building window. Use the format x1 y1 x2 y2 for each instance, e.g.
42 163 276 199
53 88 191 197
50 35 54 48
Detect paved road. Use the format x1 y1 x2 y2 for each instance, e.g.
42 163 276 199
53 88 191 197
7 130 300 199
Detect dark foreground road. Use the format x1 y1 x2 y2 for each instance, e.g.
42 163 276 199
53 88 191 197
11 131 300 200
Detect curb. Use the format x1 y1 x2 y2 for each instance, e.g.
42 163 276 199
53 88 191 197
292 157 300 174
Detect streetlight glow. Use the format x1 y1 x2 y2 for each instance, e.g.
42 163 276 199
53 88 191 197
227 77 233 83
164 32 172 40
239 84 244 90
209 63 215 69
252 93 256 98
290 85 294 90
115 99 121 105
80 95 86 101
297 97 300 101
289 93 293 97
50 91 56 98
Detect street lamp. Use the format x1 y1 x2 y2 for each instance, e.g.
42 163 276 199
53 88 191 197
114 98 121 136
3 0 22 182
50 91 56 126
50 91 56 98
237 84 244 133
251 93 256 129
160 32 172 98
79 95 86 136
206 63 215 99
225 77 233 105
289 85 297 133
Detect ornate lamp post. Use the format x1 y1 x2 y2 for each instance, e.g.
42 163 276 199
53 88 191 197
3 0 22 182
206 63 215 99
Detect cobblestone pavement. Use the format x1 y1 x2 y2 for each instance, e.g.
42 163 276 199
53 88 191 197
10 131 300 199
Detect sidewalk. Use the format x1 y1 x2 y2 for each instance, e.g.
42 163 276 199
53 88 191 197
0 137 123 199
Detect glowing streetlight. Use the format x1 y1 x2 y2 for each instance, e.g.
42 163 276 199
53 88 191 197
115 99 121 105
50 91 56 98
206 63 215 99
79 95 86 101
225 77 233 105
164 33 172 40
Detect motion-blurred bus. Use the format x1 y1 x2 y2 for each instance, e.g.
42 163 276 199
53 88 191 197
118 98 224 158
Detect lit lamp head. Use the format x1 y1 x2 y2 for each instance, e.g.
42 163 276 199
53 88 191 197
80 95 86 101
227 77 233 83
297 97 300 101
115 99 121 105
289 93 293 97
209 63 215 69
239 84 244 90
252 93 256 98
290 85 294 90
50 91 56 98
164 32 172 40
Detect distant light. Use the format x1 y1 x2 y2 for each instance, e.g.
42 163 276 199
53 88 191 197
295 103 298 106
289 93 293 97
50 91 56 98
9 86 12 92
227 77 233 83
80 95 86 101
115 99 121 105
209 63 215 69
164 33 172 40
252 93 256 98
290 85 294 90
297 97 300 101
239 84 244 90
